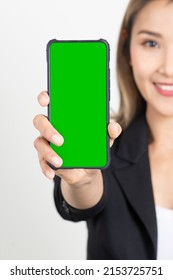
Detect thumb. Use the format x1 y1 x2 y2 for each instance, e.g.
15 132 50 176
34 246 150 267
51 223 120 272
108 122 122 148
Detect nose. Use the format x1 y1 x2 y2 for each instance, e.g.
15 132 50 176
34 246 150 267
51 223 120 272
158 48 173 77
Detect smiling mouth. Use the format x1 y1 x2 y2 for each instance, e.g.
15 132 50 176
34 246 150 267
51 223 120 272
154 83 173 96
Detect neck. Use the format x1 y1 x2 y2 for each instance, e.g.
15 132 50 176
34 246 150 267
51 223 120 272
146 105 173 152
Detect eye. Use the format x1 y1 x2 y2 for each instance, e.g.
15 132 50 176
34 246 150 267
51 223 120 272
142 40 159 48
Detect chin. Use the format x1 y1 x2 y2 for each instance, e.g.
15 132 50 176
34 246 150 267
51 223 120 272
146 103 173 118
155 109 173 118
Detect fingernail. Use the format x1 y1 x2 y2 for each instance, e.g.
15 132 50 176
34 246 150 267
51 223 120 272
52 156 62 166
52 135 64 146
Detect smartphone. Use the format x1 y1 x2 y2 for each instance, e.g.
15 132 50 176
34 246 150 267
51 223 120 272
47 39 110 169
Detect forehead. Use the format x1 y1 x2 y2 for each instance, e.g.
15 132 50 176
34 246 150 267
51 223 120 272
132 0 173 34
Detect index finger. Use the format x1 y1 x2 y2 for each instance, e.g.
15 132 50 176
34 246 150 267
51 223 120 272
33 114 64 146
37 91 50 107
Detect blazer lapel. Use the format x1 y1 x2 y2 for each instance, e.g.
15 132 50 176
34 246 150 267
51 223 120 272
112 112 157 255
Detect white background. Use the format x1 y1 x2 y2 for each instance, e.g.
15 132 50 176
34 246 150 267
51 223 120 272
0 0 128 259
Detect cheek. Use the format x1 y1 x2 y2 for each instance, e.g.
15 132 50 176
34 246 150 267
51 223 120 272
131 48 149 79
130 48 152 100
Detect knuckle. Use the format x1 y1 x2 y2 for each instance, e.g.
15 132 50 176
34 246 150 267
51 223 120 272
39 157 44 167
33 114 43 128
65 176 79 186
33 138 38 149
42 126 51 139
33 136 42 150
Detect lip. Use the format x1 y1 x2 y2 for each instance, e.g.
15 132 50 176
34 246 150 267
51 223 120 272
153 82 173 97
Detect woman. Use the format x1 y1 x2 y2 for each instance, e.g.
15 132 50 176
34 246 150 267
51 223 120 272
33 0 173 259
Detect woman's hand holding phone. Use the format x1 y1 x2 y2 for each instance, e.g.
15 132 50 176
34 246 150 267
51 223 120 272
33 91 122 186
34 90 122 208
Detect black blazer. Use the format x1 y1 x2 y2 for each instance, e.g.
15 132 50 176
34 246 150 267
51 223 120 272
54 111 157 260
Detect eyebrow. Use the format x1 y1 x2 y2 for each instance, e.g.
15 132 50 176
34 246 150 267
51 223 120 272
137 30 162 38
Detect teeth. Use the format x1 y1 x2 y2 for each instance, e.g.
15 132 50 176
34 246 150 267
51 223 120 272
156 84 173 91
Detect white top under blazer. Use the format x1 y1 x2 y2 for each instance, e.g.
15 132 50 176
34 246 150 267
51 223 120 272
156 206 173 259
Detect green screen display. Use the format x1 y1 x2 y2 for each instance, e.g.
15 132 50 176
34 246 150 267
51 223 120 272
47 39 110 169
